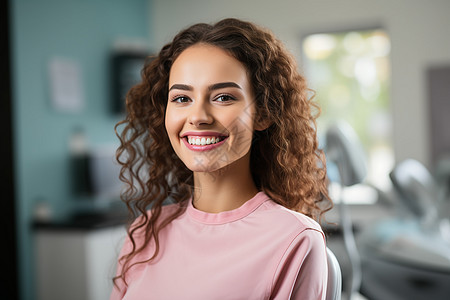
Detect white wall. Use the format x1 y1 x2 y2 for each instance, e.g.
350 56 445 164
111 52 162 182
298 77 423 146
149 0 450 169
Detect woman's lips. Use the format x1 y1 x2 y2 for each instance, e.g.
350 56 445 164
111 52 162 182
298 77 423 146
181 132 228 151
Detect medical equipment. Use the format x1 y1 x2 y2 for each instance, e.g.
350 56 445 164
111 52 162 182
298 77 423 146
324 120 450 300
359 159 450 300
325 121 367 299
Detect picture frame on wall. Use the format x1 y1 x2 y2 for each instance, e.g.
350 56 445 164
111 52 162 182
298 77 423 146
111 51 150 114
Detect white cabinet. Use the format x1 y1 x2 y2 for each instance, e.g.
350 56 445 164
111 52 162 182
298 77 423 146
35 225 126 300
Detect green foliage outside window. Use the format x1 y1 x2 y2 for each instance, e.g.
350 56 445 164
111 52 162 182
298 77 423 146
303 29 393 188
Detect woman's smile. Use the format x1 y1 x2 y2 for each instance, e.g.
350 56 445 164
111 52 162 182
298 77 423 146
181 131 229 151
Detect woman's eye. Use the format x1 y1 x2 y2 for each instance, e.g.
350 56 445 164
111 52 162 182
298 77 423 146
215 94 236 102
171 96 190 103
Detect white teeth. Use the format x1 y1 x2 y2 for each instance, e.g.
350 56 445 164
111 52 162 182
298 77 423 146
186 136 223 145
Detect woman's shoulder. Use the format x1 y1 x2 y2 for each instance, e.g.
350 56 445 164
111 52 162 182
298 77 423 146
258 196 324 235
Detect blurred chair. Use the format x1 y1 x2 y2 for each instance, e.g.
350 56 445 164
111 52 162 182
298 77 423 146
389 159 438 223
326 247 342 300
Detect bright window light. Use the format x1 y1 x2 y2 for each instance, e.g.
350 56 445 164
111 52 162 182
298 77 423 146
303 29 394 191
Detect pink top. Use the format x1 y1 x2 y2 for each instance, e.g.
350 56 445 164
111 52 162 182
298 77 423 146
111 192 328 300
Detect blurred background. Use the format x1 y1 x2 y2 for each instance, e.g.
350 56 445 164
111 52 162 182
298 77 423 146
2 0 450 299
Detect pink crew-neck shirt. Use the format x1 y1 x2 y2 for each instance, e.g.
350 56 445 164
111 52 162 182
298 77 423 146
111 192 327 300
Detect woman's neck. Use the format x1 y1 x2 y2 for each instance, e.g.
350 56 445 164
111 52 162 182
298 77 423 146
192 153 258 213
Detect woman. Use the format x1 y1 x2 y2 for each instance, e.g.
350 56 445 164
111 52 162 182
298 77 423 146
111 18 332 299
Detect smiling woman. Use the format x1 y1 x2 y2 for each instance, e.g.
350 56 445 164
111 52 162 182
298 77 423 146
111 18 333 300
166 44 257 178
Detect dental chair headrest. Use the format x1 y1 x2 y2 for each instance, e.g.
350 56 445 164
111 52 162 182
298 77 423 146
389 159 438 219
325 121 367 187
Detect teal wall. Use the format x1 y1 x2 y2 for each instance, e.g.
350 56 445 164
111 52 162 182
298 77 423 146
10 0 151 299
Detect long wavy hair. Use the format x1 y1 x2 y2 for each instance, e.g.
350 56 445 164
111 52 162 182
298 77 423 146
114 18 331 288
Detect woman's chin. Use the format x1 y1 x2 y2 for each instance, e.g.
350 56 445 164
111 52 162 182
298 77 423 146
184 161 231 175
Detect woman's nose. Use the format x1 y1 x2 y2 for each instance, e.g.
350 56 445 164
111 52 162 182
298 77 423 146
188 101 213 127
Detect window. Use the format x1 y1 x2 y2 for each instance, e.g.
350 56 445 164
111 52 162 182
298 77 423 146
302 29 393 190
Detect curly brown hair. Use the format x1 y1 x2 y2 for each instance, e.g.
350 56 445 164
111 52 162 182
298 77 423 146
113 18 331 287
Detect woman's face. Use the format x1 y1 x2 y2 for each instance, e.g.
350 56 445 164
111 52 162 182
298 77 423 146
165 44 257 173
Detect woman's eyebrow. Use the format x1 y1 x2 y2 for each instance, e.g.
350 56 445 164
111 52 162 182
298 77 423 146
208 82 242 91
168 82 242 92
169 84 193 91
